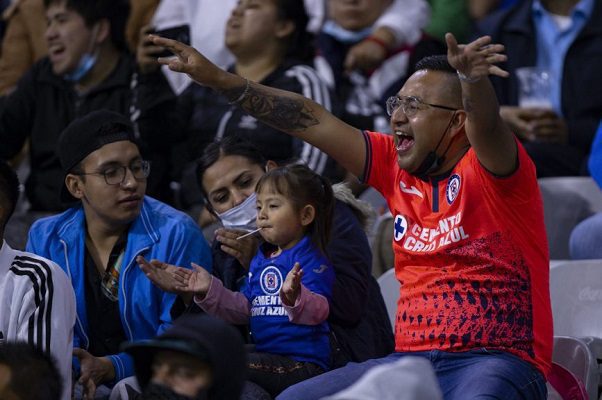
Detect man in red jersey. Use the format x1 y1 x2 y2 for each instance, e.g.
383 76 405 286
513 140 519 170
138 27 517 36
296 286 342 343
148 31 552 400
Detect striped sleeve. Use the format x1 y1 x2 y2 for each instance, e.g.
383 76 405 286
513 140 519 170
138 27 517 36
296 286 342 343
285 65 331 174
9 254 75 400
10 255 54 354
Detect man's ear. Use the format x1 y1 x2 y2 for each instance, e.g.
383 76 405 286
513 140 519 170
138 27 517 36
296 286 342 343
300 204 315 227
450 110 468 138
65 174 85 200
94 19 111 45
274 19 295 40
265 160 278 172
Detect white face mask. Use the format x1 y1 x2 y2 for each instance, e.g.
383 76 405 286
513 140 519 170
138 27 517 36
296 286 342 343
216 192 257 231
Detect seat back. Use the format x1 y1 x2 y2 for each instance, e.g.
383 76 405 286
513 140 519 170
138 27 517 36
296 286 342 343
376 268 400 329
370 211 394 279
550 260 602 338
549 336 598 400
539 177 602 259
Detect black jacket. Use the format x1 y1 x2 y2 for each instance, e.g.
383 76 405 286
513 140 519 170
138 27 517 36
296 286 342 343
0 55 183 211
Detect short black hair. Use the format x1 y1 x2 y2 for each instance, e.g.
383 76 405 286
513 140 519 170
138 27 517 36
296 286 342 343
0 342 62 400
44 0 130 51
415 55 456 74
0 160 20 227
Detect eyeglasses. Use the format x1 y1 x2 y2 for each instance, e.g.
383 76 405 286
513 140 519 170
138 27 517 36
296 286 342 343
385 95 458 117
76 160 151 185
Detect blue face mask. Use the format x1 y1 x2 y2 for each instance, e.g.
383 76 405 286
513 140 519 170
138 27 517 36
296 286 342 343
217 192 257 232
63 24 99 83
63 52 98 82
322 20 372 44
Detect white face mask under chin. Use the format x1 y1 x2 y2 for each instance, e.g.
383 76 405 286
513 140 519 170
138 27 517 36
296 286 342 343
217 192 257 231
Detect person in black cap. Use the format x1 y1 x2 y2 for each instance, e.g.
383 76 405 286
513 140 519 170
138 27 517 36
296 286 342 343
25 109 212 399
120 314 246 400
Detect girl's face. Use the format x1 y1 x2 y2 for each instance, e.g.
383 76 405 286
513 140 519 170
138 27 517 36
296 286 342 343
256 185 313 250
225 0 289 53
202 155 265 214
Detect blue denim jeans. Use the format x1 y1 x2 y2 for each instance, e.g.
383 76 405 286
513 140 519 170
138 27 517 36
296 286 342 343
276 350 547 400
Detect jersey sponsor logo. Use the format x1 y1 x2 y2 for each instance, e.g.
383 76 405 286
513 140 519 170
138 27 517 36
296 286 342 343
259 265 283 295
446 174 461 205
394 214 408 242
396 211 470 253
399 181 424 198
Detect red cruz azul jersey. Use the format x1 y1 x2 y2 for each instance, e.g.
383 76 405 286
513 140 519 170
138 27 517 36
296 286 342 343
362 131 552 376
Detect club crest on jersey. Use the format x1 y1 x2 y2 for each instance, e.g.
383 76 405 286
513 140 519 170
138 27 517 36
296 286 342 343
393 214 408 242
446 174 461 205
260 266 283 295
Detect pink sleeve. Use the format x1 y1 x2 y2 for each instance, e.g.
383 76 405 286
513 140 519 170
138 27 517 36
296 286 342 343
280 285 330 325
194 277 250 324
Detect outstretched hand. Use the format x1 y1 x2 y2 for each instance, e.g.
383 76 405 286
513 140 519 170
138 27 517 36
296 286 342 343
137 256 211 296
281 262 303 307
445 33 509 82
148 34 222 87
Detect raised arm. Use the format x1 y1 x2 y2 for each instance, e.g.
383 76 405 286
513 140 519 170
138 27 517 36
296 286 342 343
446 33 516 176
149 35 367 178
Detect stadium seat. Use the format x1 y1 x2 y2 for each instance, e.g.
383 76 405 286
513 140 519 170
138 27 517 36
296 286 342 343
376 268 399 330
549 260 602 399
539 177 602 259
370 211 394 278
547 336 597 400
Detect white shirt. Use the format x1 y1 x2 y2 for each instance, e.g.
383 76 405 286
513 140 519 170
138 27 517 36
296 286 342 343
0 240 76 400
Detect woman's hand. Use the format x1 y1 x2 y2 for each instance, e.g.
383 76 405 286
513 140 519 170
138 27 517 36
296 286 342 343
136 25 162 74
281 262 303 307
215 228 259 270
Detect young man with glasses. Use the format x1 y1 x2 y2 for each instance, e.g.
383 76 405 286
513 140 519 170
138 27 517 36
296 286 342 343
148 32 552 399
25 110 212 399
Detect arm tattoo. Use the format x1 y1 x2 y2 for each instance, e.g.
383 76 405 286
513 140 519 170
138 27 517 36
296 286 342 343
222 83 319 132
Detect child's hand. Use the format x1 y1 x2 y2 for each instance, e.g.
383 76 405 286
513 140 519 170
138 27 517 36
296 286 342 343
137 256 211 296
281 262 303 306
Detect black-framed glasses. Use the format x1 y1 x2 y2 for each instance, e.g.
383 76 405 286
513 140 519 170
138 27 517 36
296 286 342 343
76 160 151 185
386 95 458 117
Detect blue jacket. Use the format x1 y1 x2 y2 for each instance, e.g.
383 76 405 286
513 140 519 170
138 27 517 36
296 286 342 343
26 196 212 382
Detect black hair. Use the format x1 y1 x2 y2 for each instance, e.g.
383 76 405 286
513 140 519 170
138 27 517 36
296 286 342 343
414 54 462 103
255 164 334 254
44 0 130 52
0 342 63 400
0 160 20 228
196 136 266 213
414 54 456 74
276 0 315 63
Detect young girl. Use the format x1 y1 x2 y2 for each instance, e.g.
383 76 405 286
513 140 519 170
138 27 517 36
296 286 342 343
140 164 336 397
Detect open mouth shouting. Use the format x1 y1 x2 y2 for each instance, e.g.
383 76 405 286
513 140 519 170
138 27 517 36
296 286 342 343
395 130 415 153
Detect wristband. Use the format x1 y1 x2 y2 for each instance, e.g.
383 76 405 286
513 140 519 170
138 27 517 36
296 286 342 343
228 78 250 105
457 71 481 84
364 36 390 55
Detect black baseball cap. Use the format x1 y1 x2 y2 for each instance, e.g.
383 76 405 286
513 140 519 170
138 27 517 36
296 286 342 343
57 110 137 203
122 314 247 399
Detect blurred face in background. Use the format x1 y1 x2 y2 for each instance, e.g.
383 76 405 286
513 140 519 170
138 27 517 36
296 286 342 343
225 0 294 55
45 1 97 75
328 0 392 31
